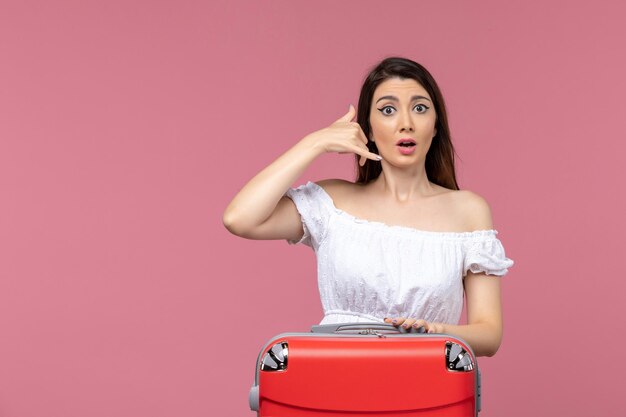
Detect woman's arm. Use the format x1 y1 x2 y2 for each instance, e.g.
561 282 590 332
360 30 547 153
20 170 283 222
222 135 322 240
222 105 381 240
441 273 502 357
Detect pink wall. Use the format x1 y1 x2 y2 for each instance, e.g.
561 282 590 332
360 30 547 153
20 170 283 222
1 0 624 416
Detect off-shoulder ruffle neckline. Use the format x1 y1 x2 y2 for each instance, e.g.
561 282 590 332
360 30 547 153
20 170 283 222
304 181 499 239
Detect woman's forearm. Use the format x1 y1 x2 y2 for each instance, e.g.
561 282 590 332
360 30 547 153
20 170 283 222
441 322 502 357
222 135 322 234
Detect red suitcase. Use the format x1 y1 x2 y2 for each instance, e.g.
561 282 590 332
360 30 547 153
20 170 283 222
249 323 481 416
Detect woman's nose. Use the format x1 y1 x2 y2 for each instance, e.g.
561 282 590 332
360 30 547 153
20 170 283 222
399 121 414 133
398 110 415 132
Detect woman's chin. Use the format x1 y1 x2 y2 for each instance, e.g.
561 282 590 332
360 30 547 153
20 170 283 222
381 154 424 167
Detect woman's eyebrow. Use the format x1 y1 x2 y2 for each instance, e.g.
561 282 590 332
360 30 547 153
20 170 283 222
376 95 431 103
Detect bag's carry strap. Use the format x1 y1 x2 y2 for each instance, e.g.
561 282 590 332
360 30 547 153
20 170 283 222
310 322 426 334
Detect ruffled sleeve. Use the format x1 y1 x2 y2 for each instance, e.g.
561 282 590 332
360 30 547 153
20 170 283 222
463 231 514 277
284 181 331 249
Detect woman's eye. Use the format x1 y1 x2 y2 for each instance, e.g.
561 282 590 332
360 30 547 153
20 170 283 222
380 106 394 115
378 104 430 116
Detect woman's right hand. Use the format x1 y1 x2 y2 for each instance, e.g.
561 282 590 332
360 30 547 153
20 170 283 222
223 104 380 240
304 104 383 167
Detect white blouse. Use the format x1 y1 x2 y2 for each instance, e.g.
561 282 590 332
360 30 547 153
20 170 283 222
285 181 514 326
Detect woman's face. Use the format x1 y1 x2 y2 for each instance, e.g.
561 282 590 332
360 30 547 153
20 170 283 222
369 77 437 166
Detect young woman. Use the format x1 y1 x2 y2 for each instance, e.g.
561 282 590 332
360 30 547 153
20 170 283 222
222 57 514 357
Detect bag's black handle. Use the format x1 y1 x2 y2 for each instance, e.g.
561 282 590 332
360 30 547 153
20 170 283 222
310 322 426 334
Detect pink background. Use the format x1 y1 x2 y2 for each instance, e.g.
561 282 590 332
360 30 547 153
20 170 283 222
1 0 624 416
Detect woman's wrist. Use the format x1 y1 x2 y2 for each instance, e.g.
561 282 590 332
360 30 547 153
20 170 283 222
298 132 326 157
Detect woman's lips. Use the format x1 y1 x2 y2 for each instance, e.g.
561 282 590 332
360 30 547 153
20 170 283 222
396 138 416 146
397 144 417 155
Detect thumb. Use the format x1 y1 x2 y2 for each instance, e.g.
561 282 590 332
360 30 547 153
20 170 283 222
336 104 356 123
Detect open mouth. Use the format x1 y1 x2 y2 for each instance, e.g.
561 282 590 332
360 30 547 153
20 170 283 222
396 140 417 155
396 139 417 147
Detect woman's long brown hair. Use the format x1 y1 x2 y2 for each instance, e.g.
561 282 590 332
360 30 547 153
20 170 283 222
355 57 460 190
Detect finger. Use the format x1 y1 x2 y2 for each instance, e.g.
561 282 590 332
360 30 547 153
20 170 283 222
430 323 443 334
355 145 383 162
344 143 381 162
412 319 428 332
336 104 356 123
356 125 368 145
359 155 366 166
391 317 406 326
402 318 416 329
367 151 383 161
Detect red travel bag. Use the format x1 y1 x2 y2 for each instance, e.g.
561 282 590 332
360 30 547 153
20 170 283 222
249 322 481 416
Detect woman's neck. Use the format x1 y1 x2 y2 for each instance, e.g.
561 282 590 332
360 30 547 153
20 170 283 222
370 163 435 203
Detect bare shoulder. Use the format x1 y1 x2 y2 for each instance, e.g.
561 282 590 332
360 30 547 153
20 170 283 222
314 178 356 198
453 189 494 231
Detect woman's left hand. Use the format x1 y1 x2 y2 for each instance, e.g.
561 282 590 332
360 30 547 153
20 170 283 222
383 317 445 334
